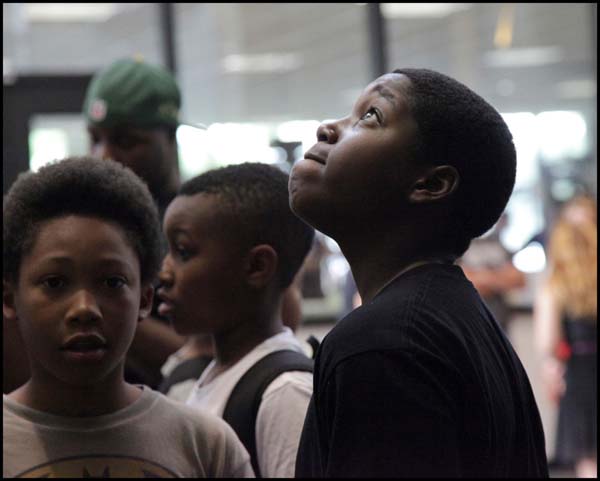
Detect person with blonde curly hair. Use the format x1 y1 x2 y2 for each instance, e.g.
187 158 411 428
534 194 597 478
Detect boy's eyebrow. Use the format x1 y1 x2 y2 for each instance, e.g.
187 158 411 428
165 226 192 238
372 84 398 108
34 256 135 270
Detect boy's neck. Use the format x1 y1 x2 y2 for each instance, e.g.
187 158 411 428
339 228 453 304
9 370 142 417
211 299 285 369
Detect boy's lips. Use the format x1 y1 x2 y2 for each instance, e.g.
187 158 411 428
158 300 174 317
304 151 327 165
156 289 175 317
61 333 107 351
60 333 108 363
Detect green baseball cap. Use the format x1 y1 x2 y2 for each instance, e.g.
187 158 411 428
83 58 182 129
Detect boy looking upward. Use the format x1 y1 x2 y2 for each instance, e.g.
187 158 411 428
290 68 549 477
3 157 253 478
157 163 315 477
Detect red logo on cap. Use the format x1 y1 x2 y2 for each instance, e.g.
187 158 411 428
90 99 107 122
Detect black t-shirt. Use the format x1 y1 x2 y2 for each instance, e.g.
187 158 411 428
295 263 548 478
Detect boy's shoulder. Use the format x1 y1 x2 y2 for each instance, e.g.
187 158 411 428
149 388 244 436
3 387 238 441
319 263 475 366
4 388 254 478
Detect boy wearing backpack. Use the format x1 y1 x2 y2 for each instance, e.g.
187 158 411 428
157 162 315 477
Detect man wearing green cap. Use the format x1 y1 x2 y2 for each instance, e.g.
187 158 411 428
83 58 186 387
84 57 182 217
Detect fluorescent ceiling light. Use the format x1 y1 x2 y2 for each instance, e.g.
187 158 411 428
484 46 563 68
493 3 515 49
381 3 471 19
25 3 120 22
555 79 596 99
222 53 303 74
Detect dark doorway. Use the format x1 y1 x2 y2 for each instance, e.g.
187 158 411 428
3 74 92 193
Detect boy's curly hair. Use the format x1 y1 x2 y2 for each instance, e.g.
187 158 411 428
3 156 162 283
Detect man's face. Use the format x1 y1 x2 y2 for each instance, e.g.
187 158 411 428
157 193 248 336
87 125 175 197
288 73 424 236
5 215 152 387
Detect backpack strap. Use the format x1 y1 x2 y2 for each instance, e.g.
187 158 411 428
157 356 212 394
222 349 314 478
305 335 321 359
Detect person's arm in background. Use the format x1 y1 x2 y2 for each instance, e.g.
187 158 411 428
126 315 186 388
533 284 565 403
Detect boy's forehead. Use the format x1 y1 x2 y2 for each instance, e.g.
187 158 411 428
365 73 410 95
169 192 220 215
165 193 227 230
22 216 140 268
35 215 122 240
360 73 412 112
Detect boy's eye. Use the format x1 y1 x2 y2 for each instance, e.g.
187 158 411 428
175 246 191 261
104 277 127 289
41 276 65 289
360 107 381 123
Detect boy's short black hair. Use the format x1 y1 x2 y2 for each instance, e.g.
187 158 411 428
393 68 516 256
179 162 315 289
3 156 162 284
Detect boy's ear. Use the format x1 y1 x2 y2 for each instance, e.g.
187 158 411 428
138 283 155 321
245 244 278 289
3 279 18 321
409 165 460 204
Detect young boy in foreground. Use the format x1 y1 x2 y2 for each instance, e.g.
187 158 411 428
289 68 549 477
157 162 315 477
3 157 253 478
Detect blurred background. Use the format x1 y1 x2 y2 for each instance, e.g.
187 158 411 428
3 3 597 476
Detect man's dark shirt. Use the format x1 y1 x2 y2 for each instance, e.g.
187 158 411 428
295 263 548 477
123 195 174 388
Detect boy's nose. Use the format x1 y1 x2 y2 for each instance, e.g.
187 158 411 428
316 122 338 144
66 289 102 325
158 257 174 287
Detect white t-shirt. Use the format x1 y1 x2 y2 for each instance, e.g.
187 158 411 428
186 327 313 478
3 387 254 478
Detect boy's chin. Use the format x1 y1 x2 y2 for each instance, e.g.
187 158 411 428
291 202 341 239
56 365 121 387
292 209 323 234
290 195 325 230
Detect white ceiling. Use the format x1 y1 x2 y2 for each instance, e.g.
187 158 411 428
3 3 597 126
